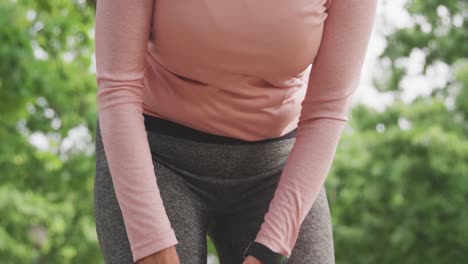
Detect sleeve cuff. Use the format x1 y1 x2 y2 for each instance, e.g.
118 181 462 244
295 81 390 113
131 228 179 263
254 233 291 258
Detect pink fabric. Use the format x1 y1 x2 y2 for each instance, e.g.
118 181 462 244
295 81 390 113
94 0 377 262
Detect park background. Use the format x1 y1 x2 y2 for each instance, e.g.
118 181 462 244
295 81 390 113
1 0 467 263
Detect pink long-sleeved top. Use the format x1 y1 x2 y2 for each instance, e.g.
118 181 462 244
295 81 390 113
94 0 377 262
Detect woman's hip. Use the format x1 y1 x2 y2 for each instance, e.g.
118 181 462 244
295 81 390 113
143 113 297 212
144 114 297 180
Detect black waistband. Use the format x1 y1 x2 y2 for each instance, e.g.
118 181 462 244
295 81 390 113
143 113 297 145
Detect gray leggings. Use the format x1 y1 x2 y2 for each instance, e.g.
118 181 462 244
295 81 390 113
94 118 335 264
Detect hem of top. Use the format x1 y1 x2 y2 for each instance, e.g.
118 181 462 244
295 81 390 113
143 113 297 145
131 228 179 263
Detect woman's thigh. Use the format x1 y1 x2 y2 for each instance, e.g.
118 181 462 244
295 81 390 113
207 181 335 264
93 120 210 264
95 116 335 263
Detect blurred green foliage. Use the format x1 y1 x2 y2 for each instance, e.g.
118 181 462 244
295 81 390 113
0 0 466 263
0 0 100 263
328 0 468 263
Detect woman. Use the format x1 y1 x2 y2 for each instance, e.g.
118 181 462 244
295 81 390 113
93 0 377 263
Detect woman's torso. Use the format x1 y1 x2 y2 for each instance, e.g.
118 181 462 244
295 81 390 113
142 0 330 141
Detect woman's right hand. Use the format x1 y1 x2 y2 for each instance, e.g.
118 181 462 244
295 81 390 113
137 245 180 264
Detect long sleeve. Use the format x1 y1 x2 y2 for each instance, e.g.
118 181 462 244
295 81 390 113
94 0 178 262
254 0 378 257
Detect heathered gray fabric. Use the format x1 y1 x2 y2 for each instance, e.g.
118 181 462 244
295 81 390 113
94 119 335 264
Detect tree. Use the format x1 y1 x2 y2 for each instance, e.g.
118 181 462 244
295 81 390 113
0 0 100 263
328 1 468 263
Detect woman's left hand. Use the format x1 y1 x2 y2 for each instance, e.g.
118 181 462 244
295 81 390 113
242 255 263 264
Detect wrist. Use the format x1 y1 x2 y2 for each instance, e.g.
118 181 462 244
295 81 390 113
242 241 288 264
